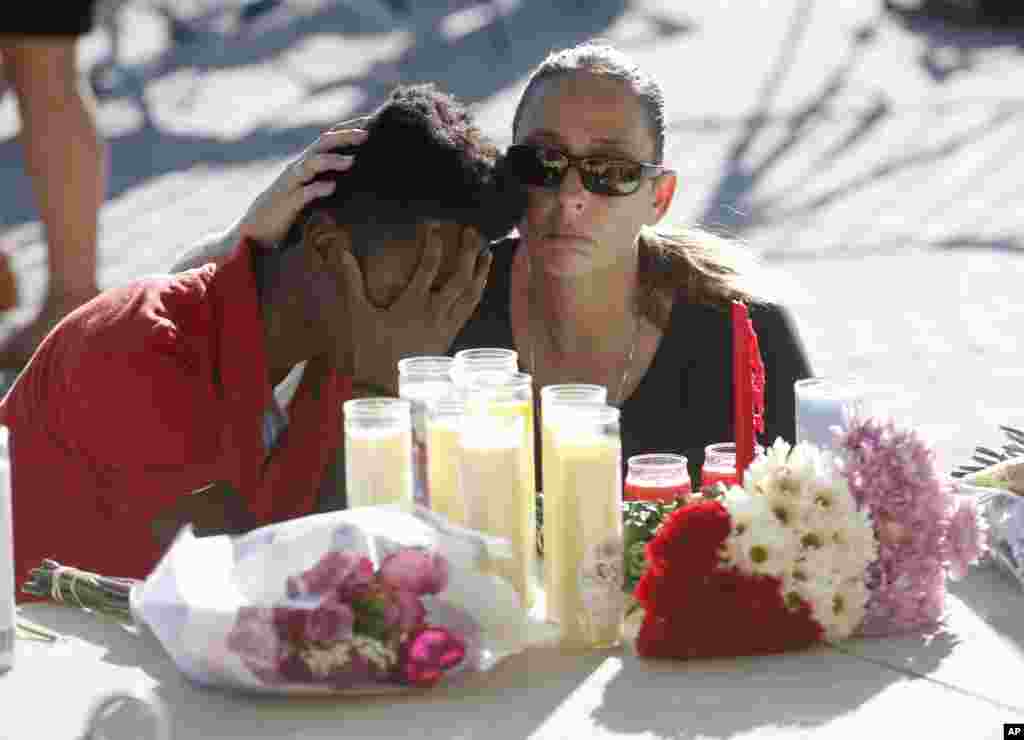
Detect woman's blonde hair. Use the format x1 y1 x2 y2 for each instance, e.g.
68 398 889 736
637 225 772 330
517 41 773 329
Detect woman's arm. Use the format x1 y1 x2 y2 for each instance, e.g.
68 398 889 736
168 122 371 273
170 223 243 273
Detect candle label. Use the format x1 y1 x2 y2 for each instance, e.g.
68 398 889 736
578 537 626 635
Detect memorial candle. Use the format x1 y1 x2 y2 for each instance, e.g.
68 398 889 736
701 443 739 490
540 384 608 625
459 412 533 608
624 454 691 502
425 398 466 527
398 356 455 508
0 427 12 671
343 399 414 509
794 377 863 452
550 405 624 649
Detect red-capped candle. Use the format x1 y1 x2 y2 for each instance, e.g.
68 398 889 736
701 442 739 490
624 454 691 502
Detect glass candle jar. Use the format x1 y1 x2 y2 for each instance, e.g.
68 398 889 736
539 384 607 624
459 410 533 608
625 454 691 502
548 404 624 649
0 427 12 672
794 376 864 452
702 442 738 490
343 398 414 509
398 356 456 507
451 348 518 390
425 397 467 527
462 372 536 608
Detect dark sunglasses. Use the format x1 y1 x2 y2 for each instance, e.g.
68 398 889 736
505 144 672 197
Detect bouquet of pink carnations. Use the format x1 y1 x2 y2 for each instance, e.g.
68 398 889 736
131 505 532 694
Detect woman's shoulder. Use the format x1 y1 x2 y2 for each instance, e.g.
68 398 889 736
659 298 808 366
747 301 810 364
665 296 800 335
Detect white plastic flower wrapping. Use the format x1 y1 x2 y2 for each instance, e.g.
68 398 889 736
965 487 1023 592
131 506 534 694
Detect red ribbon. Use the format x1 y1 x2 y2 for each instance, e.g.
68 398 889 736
732 301 766 483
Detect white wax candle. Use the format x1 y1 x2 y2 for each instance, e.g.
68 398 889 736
0 427 13 671
795 381 860 451
345 427 414 509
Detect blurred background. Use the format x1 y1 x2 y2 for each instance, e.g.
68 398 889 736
0 0 1022 472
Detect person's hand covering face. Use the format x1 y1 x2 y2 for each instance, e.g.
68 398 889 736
332 222 491 392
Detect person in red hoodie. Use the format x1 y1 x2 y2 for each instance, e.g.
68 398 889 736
1 84 525 588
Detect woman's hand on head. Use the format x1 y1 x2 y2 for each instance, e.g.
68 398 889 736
236 119 370 248
335 224 492 392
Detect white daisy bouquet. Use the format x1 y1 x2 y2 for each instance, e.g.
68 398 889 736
635 439 878 659
633 420 990 660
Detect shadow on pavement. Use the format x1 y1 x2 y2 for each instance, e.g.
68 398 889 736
590 643 933 738
886 2 1024 84
1 0 648 232
689 0 1024 253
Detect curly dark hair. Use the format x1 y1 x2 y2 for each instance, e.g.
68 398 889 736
284 83 525 251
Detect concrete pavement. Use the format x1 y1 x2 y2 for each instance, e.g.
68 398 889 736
0 0 1021 472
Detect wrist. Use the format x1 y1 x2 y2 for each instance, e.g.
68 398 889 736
233 220 275 252
351 356 400 397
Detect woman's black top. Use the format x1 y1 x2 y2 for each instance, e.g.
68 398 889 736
449 237 814 487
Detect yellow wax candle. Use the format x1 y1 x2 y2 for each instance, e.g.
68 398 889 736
467 392 537 608
539 385 608 625
552 426 623 649
541 418 562 623
493 398 536 609
459 417 532 608
426 415 464 526
344 427 414 508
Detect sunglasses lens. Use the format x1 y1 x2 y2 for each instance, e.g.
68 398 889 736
508 146 565 188
506 146 652 196
581 160 643 196
535 148 570 188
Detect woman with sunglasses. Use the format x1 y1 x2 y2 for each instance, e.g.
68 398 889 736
177 41 812 487
450 41 813 485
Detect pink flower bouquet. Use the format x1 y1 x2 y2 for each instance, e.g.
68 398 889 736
835 416 988 635
131 506 531 694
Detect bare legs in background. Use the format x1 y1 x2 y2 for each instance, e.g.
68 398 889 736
0 38 107 367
